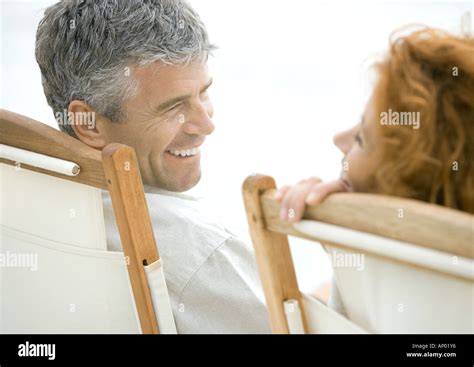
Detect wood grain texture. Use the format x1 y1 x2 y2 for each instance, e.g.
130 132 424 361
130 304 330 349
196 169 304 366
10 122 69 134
242 174 308 334
0 109 106 189
102 143 160 334
260 189 474 260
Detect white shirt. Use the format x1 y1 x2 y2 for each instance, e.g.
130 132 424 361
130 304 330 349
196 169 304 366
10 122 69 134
101 186 271 334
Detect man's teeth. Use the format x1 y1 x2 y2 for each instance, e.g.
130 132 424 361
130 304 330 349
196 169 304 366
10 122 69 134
168 147 200 157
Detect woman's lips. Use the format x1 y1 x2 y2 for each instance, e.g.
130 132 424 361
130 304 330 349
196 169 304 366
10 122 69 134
340 178 353 192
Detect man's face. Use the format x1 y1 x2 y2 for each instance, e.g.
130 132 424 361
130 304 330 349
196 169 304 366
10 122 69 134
101 62 214 192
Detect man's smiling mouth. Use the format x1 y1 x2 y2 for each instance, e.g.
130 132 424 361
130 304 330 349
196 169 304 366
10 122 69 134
166 146 201 158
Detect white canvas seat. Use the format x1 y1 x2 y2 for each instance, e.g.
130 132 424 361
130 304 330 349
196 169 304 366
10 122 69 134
242 174 474 334
0 109 176 334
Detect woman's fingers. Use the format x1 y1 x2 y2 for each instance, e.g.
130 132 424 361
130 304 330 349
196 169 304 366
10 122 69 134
305 179 347 205
274 185 290 202
276 178 349 222
278 177 322 222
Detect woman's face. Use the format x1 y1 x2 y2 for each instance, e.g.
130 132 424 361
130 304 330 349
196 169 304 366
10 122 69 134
333 94 382 192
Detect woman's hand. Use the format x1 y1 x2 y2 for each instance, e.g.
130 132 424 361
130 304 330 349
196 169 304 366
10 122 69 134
274 177 349 222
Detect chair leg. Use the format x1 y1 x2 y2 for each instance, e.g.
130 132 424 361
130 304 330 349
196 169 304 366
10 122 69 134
242 174 308 334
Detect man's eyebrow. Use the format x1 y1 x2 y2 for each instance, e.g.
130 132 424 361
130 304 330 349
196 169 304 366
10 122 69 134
202 78 213 92
155 78 213 113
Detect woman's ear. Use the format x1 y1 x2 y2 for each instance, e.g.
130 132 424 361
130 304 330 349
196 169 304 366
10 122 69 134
68 100 108 149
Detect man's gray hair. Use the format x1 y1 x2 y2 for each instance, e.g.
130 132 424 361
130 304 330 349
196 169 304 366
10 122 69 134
35 0 215 136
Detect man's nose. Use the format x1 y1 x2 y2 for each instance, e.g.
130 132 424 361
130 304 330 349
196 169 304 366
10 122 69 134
183 101 215 136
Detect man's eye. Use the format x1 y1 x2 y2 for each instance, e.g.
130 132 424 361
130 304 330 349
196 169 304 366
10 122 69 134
166 103 182 112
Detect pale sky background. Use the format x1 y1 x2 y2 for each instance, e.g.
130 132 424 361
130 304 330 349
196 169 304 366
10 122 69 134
1 0 472 292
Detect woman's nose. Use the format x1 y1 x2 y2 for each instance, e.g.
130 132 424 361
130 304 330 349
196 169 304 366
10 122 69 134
333 129 353 154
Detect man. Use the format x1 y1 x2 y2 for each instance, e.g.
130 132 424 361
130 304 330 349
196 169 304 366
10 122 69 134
35 0 270 333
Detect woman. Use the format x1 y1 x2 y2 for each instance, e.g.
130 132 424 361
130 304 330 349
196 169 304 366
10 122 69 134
276 27 473 217
274 27 474 313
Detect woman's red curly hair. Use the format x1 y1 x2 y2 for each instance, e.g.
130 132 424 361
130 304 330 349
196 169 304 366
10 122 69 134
371 27 474 213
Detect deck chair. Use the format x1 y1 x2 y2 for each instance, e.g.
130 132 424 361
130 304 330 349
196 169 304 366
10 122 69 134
0 109 176 334
242 174 474 334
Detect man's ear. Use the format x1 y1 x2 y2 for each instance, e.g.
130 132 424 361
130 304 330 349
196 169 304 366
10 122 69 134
68 100 108 149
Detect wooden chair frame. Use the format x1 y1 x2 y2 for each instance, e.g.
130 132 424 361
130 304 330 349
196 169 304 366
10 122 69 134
242 174 473 334
0 109 162 334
